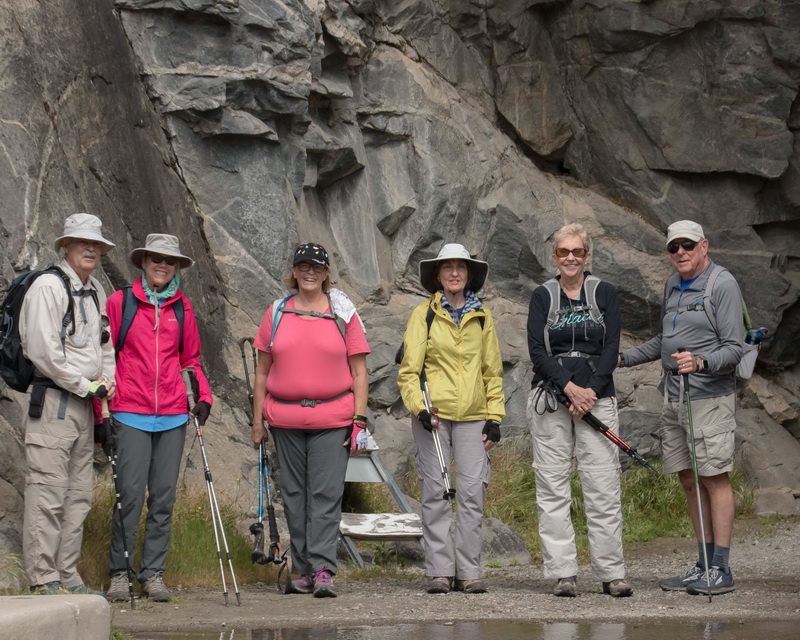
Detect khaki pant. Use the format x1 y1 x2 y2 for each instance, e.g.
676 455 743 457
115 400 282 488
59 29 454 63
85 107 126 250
528 393 626 582
23 389 94 587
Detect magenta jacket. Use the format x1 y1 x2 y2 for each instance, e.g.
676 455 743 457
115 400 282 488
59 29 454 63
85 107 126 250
107 277 212 415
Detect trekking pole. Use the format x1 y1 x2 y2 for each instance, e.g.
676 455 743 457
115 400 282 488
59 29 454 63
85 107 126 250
421 373 456 507
100 399 136 610
181 367 241 606
678 349 713 603
250 441 285 567
238 337 257 421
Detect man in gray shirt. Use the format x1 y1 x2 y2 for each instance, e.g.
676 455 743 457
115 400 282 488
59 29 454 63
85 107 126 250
619 220 743 596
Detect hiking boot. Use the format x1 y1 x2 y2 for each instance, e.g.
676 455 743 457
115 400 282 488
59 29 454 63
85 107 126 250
426 577 452 594
554 576 577 597
107 572 131 602
686 566 736 596
286 574 314 595
454 579 487 594
602 579 633 598
33 581 68 595
141 571 171 602
312 566 336 598
658 563 704 592
67 583 106 597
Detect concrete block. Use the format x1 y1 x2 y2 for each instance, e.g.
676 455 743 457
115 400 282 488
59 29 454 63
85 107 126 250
0 594 110 639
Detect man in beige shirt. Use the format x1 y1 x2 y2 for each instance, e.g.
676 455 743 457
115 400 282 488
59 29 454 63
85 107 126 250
19 213 116 595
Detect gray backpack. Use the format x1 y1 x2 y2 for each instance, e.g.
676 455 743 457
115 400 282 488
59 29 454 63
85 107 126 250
542 274 605 356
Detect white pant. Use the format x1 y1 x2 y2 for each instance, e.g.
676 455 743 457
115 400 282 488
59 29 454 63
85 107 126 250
412 416 489 580
528 393 626 581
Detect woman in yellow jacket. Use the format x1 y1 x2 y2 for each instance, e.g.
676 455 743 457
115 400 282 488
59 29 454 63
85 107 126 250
398 243 505 594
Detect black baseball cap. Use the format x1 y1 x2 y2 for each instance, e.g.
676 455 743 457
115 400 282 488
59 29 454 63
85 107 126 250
293 242 329 266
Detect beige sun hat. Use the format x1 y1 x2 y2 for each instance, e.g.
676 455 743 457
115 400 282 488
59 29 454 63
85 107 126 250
666 220 705 245
129 234 194 269
53 213 116 253
418 243 489 294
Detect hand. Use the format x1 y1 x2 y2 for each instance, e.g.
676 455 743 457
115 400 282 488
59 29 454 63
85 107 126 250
418 410 435 432
482 419 501 450
251 421 268 449
563 381 596 415
672 350 697 374
348 424 368 452
190 401 211 426
86 380 109 399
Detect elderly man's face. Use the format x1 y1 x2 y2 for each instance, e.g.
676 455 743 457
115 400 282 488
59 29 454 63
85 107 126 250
63 238 103 281
668 237 709 280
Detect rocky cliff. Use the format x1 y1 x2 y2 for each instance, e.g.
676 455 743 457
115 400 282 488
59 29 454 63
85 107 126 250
1 0 799 557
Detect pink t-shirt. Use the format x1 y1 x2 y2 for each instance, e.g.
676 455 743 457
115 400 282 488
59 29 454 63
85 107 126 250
253 297 370 429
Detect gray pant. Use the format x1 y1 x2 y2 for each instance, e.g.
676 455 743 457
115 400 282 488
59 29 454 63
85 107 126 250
412 416 489 581
270 426 350 576
23 390 93 587
108 420 186 582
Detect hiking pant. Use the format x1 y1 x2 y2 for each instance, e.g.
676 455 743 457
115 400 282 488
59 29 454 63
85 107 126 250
108 420 186 582
528 394 625 582
23 389 94 588
412 416 489 581
270 426 350 576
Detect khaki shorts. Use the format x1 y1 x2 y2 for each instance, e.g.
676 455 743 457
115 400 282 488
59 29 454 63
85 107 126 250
660 394 736 475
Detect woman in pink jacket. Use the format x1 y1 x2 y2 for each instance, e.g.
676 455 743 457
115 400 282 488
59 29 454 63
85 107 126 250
105 234 212 603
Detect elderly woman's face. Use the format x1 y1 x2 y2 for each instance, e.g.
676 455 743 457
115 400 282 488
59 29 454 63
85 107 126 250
144 253 178 292
553 234 588 279
437 259 469 296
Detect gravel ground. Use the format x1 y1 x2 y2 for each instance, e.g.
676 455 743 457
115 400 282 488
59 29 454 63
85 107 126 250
112 518 800 634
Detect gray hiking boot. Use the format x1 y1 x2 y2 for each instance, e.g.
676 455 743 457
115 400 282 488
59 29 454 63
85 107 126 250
107 572 131 602
554 576 577 597
141 571 170 602
686 566 736 596
659 563 704 592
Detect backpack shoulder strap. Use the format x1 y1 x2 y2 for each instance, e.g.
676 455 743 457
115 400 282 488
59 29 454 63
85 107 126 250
542 278 560 356
583 275 604 327
325 291 347 341
115 286 138 354
268 294 294 350
173 297 185 353
701 264 726 334
46 266 76 338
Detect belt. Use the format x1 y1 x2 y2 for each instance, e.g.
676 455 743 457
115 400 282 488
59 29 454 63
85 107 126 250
271 389 352 408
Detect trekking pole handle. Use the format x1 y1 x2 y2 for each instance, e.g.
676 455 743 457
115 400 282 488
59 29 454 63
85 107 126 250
101 397 110 419
181 367 202 434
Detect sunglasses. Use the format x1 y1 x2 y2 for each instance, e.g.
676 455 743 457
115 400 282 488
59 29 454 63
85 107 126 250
555 247 587 258
295 262 326 273
147 254 178 266
667 239 698 254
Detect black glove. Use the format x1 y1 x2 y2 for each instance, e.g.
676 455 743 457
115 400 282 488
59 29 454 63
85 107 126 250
418 410 434 432
191 401 211 426
86 380 108 399
482 419 501 443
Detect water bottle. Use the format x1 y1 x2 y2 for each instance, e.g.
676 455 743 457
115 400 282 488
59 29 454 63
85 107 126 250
745 327 768 345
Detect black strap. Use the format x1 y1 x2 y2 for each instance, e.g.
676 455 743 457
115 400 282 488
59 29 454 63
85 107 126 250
116 286 185 356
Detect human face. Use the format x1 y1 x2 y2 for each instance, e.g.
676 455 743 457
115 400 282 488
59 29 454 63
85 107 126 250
292 261 328 293
553 234 588 280
144 253 178 292
437 259 469 296
669 237 709 280
63 238 104 282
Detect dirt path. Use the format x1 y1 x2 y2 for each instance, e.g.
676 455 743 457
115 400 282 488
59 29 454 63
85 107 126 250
112 518 800 634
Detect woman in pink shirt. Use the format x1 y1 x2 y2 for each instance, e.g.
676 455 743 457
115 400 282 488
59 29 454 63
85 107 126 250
251 243 369 598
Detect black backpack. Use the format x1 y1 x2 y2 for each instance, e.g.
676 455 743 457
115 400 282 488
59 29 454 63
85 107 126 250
0 265 75 392
114 285 185 357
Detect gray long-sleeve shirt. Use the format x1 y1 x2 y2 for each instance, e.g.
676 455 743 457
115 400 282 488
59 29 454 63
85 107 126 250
620 261 743 402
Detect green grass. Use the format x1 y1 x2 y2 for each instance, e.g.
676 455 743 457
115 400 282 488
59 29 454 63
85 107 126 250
76 439 758 588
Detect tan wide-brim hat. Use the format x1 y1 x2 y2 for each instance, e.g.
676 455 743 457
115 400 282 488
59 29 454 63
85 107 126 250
54 213 116 254
129 233 194 269
418 243 489 294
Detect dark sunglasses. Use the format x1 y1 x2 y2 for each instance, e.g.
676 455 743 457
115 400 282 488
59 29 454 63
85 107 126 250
555 247 587 258
667 239 698 254
147 254 178 266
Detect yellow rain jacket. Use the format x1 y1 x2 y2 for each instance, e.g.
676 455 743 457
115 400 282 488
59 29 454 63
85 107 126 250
398 292 505 422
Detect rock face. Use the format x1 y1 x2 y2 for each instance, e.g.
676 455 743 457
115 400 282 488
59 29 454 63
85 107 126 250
1 1 799 556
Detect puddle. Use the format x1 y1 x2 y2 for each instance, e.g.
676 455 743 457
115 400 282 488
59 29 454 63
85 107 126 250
129 619 799 640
